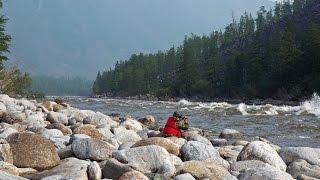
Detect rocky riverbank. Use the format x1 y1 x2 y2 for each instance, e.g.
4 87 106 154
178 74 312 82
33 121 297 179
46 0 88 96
0 94 319 180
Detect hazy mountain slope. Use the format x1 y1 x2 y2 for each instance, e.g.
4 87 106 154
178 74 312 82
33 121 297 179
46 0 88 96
3 0 274 79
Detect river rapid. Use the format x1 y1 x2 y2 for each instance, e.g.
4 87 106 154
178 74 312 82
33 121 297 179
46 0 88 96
58 93 320 148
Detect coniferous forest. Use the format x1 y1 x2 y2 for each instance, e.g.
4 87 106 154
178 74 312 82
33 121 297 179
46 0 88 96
93 0 320 100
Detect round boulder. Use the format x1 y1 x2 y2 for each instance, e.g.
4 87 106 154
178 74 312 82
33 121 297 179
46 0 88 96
132 137 180 155
6 133 60 170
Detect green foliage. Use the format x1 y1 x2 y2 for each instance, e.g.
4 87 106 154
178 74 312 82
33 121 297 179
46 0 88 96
94 0 320 100
31 75 93 96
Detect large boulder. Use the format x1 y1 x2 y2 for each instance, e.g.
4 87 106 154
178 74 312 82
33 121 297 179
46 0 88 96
113 145 176 177
30 158 90 180
211 138 228 147
132 137 180 155
101 158 134 180
0 170 28 180
175 160 231 179
181 141 229 168
72 138 116 161
113 126 142 143
219 129 243 139
46 112 68 125
0 139 13 163
237 141 287 171
83 112 117 127
118 170 149 180
238 165 294 180
166 136 187 147
287 159 320 179
174 173 196 180
73 124 104 140
279 147 320 166
6 133 60 170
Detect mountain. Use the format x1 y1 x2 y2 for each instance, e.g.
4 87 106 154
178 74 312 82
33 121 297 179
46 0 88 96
3 0 274 79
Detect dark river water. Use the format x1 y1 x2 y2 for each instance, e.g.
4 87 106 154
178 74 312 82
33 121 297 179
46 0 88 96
59 94 320 148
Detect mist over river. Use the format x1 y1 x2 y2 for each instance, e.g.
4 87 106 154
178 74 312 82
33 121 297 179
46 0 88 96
57 93 320 148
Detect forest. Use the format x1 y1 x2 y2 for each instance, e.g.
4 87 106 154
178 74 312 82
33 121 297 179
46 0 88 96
93 0 320 100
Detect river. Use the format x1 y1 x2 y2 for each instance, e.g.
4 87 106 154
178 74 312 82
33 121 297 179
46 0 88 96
58 93 320 148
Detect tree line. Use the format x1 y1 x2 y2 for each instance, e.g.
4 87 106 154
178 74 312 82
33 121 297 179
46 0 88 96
93 0 320 100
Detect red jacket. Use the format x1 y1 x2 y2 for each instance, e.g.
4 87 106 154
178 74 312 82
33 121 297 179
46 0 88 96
163 116 182 137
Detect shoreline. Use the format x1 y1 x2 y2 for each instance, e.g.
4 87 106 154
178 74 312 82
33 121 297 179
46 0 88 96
89 94 305 106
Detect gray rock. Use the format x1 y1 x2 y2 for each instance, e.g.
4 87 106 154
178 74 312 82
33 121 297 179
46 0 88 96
118 142 135 150
88 161 102 180
30 158 90 180
70 134 91 143
101 158 133 180
230 160 270 172
120 119 143 132
287 159 320 179
0 139 13 163
189 135 211 145
181 141 229 168
72 138 115 161
38 128 64 139
211 138 228 147
98 127 114 139
118 170 149 180
21 112 47 128
113 145 175 177
0 170 28 180
0 127 18 139
279 147 320 166
57 145 74 159
237 141 287 171
219 129 242 139
49 136 71 150
16 99 36 111
113 127 142 144
84 112 117 127
47 112 68 125
170 154 183 166
174 173 196 180
238 165 294 180
3 111 26 124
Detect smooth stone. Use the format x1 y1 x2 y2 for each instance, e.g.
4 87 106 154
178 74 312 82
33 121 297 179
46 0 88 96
118 142 135 150
166 136 187 147
0 170 28 180
210 138 228 147
46 112 68 125
138 115 159 130
189 135 211 145
120 119 143 132
21 112 47 128
136 130 149 139
6 133 60 171
70 134 91 142
218 146 240 159
237 141 287 171
175 160 231 179
88 161 102 180
233 140 249 146
101 158 133 180
0 139 13 163
3 111 26 124
174 173 196 180
219 129 243 139
113 145 175 177
98 127 114 139
132 137 180 155
238 165 294 180
38 128 64 139
230 160 270 172
73 124 104 140
170 154 183 166
279 147 320 166
287 159 320 179
46 123 72 135
30 158 90 180
113 126 142 144
72 138 115 161
118 171 149 180
83 112 117 127
57 145 74 159
181 141 229 168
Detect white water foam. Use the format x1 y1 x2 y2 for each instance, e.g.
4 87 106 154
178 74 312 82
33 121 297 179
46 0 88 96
237 103 249 115
297 93 320 117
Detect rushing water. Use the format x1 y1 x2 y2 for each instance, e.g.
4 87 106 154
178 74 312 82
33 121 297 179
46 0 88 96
59 93 320 148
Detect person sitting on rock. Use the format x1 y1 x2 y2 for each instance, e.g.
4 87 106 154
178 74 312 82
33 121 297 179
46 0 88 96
163 111 189 138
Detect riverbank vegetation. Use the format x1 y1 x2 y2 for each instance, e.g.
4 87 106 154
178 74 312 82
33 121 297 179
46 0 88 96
0 0 31 97
93 0 320 100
